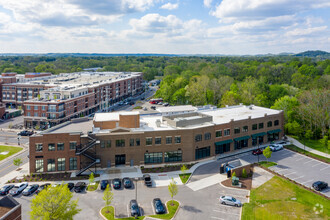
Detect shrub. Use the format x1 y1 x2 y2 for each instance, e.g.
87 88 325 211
231 171 236 180
18 180 21 183
24 178 27 181
242 168 247 178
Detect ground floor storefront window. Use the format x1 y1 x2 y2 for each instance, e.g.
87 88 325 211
195 146 210 160
234 139 248 150
47 159 55 172
35 159 43 172
164 150 182 162
268 133 279 142
69 157 77 170
144 152 163 164
215 143 230 154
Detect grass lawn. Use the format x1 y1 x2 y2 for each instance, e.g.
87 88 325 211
0 145 23 161
258 161 277 168
87 181 99 191
242 176 330 220
291 136 329 154
285 145 330 163
149 200 179 220
101 206 145 220
179 173 191 184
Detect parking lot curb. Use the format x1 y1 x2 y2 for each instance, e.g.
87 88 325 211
165 199 180 220
219 182 251 192
99 206 115 220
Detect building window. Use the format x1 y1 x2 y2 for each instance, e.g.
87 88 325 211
47 159 55 172
42 113 46 117
106 140 111 148
234 139 248 150
146 137 153 146
195 134 202 142
27 105 31 110
165 150 182 162
69 142 76 150
242 126 248 132
130 138 134 147
252 124 258 130
195 147 210 160
35 159 44 173
144 152 163 164
174 136 181 144
57 158 65 171
204 132 211 140
166 136 172 144
100 141 105 148
224 129 230 136
216 130 222 138
34 106 38 110
57 143 64 151
69 158 77 170
48 143 55 151
259 123 264 129
136 138 140 146
234 127 240 134
35 143 43 152
274 120 279 126
42 106 46 111
155 137 161 145
27 112 31 116
34 112 38 117
215 143 231 154
267 121 272 127
115 139 125 147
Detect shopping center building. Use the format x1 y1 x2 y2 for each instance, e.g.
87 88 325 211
29 104 284 175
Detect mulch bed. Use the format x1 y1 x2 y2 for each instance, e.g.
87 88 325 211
8 173 100 183
221 174 253 190
141 163 196 173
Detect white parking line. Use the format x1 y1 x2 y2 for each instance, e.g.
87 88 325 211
213 209 239 215
320 166 329 171
301 179 314 185
311 163 322 167
282 151 293 156
283 171 296 176
292 175 304 181
304 160 314 164
218 194 247 199
296 157 305 161
211 217 224 220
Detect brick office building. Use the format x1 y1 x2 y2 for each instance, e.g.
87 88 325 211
29 105 284 175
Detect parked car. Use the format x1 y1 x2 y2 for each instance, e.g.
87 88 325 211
153 198 166 214
36 183 51 194
252 148 263 155
219 196 242 207
66 183 75 191
9 182 28 196
100 180 109 190
22 184 39 196
73 182 86 193
0 185 15 195
122 177 132 189
17 130 34 136
312 181 328 191
269 144 283 152
129 101 135 105
113 178 121 189
130 199 140 217
162 103 169 107
143 174 152 187
141 97 145 100
143 107 147 111
150 106 156 110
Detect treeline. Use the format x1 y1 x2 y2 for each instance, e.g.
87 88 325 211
0 55 329 139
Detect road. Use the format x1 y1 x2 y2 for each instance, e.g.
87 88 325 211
0 150 29 183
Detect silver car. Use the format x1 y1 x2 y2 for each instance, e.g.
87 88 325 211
219 196 242 207
269 144 283 151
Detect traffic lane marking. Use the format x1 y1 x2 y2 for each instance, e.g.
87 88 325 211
320 166 329 171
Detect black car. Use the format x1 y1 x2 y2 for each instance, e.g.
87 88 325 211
36 183 51 194
130 199 140 217
22 184 39 196
66 183 75 191
17 130 34 136
150 106 156 110
100 180 109 190
74 182 86 193
143 174 152 187
129 101 135 105
153 198 166 214
0 185 15 195
113 178 121 189
312 181 328 191
122 177 132 189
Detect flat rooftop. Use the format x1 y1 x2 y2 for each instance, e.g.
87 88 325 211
44 119 93 134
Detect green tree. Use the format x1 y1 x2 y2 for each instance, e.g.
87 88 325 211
13 158 23 167
284 121 302 136
242 168 247 178
103 184 113 214
181 164 188 174
168 178 178 206
185 75 209 105
263 146 272 163
320 136 328 148
271 95 299 122
30 184 80 219
88 173 95 190
231 171 236 180
305 130 313 140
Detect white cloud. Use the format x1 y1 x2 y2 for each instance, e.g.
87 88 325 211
160 3 179 10
203 0 213 8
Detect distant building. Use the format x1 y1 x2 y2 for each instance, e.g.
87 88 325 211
0 195 22 220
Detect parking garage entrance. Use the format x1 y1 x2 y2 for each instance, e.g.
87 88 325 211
115 154 126 166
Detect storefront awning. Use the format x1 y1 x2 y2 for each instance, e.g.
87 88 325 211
234 136 250 141
215 139 233 145
251 132 266 138
267 129 282 134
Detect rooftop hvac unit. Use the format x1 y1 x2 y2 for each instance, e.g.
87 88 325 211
155 119 161 127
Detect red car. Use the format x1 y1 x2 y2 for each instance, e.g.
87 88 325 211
252 149 263 155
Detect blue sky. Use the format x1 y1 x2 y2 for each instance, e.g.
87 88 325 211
0 0 329 54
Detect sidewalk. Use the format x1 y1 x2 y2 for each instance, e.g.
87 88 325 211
287 136 330 159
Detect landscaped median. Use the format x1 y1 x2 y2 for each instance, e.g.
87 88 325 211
258 161 277 168
100 200 179 220
242 176 330 220
0 145 23 161
87 181 100 191
179 173 191 184
285 144 330 163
